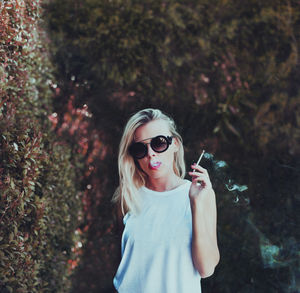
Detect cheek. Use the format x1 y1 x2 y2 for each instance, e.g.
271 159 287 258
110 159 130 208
165 152 176 166
137 159 148 172
159 151 176 168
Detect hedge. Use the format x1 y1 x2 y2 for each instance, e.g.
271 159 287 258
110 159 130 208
0 1 84 292
45 0 300 292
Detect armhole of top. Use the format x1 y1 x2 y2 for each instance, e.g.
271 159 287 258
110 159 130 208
123 212 130 225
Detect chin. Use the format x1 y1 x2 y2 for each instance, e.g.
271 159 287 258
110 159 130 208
148 169 168 179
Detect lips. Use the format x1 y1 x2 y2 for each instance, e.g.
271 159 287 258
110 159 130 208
149 161 162 170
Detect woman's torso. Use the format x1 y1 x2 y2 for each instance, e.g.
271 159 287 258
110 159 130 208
113 179 202 293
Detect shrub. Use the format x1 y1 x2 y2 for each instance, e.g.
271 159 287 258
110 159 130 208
0 1 83 292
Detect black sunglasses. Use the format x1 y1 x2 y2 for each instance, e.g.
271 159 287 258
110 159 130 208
129 135 173 160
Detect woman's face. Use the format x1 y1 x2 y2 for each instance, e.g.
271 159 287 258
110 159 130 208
133 119 179 179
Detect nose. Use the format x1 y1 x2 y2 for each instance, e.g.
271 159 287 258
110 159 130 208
147 144 156 157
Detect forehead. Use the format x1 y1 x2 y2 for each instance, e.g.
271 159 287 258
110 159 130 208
134 119 171 142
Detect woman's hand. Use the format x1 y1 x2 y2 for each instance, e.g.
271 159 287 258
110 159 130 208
188 164 213 203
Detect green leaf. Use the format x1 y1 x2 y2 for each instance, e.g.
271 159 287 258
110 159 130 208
10 179 15 189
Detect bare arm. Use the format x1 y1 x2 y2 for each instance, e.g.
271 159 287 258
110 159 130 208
189 164 220 278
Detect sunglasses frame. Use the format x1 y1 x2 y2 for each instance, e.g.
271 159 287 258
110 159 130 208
129 135 173 160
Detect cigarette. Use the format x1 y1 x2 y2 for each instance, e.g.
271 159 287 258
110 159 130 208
193 150 205 172
196 150 205 165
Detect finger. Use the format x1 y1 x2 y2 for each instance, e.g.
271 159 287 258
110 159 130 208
190 175 208 186
188 171 209 179
189 170 209 179
190 173 208 183
191 164 209 175
192 165 208 175
192 173 209 181
192 174 212 188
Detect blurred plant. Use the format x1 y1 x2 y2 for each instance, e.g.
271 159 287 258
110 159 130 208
0 0 86 292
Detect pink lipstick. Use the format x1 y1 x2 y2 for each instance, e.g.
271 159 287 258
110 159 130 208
149 161 162 170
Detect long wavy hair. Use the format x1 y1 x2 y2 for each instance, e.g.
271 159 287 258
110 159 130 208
112 108 186 215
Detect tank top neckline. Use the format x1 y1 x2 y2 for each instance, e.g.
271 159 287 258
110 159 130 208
140 179 191 197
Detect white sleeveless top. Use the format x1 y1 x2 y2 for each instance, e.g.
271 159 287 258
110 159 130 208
113 180 202 293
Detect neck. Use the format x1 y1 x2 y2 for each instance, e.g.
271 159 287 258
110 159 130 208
145 173 185 192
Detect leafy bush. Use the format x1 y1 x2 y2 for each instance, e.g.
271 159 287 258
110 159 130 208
44 0 300 292
0 1 83 292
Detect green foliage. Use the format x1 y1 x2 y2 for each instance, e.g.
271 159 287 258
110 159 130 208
46 0 300 156
0 1 83 292
44 0 300 292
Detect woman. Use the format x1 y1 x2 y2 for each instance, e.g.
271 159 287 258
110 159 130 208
113 108 219 293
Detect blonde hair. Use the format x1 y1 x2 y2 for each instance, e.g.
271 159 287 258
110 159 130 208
112 108 186 215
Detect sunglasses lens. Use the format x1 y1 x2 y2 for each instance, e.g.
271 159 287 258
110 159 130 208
130 143 146 159
151 136 169 153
